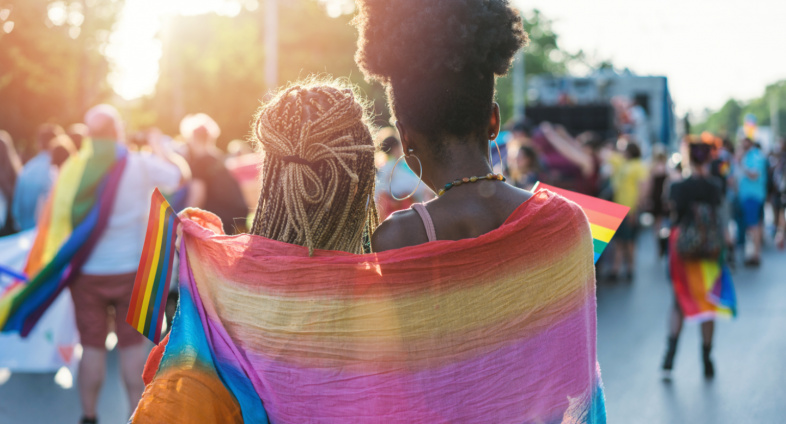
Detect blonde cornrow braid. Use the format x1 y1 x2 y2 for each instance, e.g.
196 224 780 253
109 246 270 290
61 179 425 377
249 78 379 256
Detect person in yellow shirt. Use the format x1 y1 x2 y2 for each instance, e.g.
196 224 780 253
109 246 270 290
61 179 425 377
609 141 648 281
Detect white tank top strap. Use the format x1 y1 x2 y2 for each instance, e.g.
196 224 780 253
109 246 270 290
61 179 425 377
411 203 437 243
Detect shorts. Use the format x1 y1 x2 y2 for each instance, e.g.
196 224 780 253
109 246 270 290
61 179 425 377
71 272 145 349
616 216 638 242
741 198 763 228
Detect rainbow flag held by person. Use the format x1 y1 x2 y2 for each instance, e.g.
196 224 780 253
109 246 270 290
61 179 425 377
0 139 127 336
126 189 180 345
131 190 606 423
533 182 630 263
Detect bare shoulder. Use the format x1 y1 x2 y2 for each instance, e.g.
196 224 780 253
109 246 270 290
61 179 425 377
371 208 430 253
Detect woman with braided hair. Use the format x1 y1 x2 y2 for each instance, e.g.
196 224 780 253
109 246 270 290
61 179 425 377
133 77 382 423
248 78 379 255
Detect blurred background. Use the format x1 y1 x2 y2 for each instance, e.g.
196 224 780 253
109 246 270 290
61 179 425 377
1 0 784 152
0 1 785 423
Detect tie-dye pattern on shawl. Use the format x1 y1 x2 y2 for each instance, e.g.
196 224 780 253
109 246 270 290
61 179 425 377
132 190 606 424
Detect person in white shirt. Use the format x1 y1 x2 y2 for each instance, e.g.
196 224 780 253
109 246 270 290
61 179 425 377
70 105 189 424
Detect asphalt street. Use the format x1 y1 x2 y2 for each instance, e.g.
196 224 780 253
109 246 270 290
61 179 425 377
1 231 784 424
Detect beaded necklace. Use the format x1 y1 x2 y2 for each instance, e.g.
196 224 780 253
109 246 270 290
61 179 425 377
437 173 506 197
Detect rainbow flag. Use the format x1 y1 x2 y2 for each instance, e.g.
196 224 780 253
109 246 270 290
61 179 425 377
126 188 180 345
0 139 127 335
534 182 629 263
669 230 736 321
131 190 606 423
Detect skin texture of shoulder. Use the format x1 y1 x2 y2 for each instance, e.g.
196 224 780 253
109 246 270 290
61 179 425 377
371 208 431 252
372 183 533 253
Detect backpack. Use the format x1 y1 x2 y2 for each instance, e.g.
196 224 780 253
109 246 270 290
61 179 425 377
676 202 723 260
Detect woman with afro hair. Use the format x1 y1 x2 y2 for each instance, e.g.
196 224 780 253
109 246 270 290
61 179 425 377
351 1 534 249
357 1 606 423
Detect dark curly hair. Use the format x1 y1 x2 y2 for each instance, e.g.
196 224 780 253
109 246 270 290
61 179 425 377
352 0 527 156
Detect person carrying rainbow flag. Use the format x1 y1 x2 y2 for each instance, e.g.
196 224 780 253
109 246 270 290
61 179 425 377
0 105 189 424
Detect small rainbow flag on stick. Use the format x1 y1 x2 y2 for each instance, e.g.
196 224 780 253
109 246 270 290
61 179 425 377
533 182 630 263
126 188 180 344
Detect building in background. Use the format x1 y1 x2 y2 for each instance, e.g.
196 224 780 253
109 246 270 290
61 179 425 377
527 69 676 150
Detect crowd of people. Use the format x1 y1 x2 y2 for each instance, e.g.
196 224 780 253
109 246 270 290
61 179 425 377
0 0 784 422
441 121 786 279
0 86 785 424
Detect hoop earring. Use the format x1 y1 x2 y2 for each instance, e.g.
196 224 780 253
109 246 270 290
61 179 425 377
389 149 424 201
489 136 503 173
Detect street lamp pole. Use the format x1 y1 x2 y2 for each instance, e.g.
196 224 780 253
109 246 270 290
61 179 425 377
264 0 278 92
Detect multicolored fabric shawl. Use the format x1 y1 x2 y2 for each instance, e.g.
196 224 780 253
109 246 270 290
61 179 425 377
668 230 736 321
0 139 127 336
133 190 606 424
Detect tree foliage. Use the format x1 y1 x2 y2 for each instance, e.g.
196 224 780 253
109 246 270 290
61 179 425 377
143 1 381 146
143 3 569 145
0 0 121 158
496 9 574 125
694 80 786 139
0 0 573 152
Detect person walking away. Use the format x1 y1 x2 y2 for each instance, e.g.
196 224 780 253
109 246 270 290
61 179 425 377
609 141 648 281
180 114 248 235
72 105 189 424
0 130 22 236
662 139 736 379
709 136 736 267
736 137 768 266
649 145 670 257
11 124 71 231
772 137 786 249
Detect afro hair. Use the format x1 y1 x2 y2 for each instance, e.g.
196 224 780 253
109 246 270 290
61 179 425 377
353 0 528 150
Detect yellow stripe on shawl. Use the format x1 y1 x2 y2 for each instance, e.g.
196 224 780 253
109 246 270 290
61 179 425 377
187 236 592 366
137 203 169 333
43 139 94 262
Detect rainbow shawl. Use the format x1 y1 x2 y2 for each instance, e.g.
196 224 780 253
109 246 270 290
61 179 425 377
133 190 606 424
668 231 736 321
0 139 127 335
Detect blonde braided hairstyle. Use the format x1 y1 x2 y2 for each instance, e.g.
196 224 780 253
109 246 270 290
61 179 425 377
250 78 379 255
